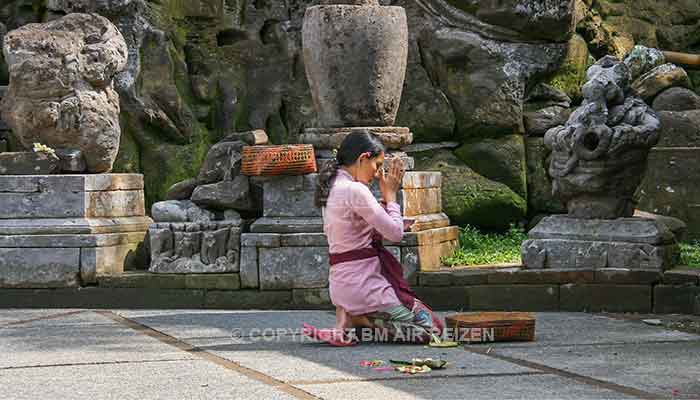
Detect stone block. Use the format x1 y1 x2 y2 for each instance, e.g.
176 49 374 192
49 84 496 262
0 232 137 248
56 149 86 173
185 274 241 290
594 268 662 284
292 288 332 308
259 247 329 290
0 152 59 174
0 288 206 309
250 217 323 233
205 290 293 309
662 269 700 285
0 188 84 219
402 188 442 217
418 269 490 286
412 286 469 311
0 248 80 288
402 172 441 189
99 272 187 289
80 243 140 284
391 226 459 246
241 233 280 247
263 189 320 217
653 285 700 314
0 216 151 236
411 239 459 271
300 127 412 150
280 233 328 247
84 174 144 191
221 129 268 145
469 285 559 311
488 269 596 284
86 190 146 218
239 246 259 288
560 284 651 312
529 215 675 245
406 213 450 232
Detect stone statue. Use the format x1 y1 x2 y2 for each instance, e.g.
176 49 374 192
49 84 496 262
0 13 127 173
544 56 661 219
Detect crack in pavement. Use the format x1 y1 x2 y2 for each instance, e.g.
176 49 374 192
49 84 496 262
0 358 193 371
287 370 549 386
96 310 321 400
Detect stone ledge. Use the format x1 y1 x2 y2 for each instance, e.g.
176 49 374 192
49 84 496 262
662 269 700 285
653 285 700 314
560 284 651 313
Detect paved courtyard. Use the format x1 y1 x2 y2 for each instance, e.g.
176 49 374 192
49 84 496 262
1 309 699 399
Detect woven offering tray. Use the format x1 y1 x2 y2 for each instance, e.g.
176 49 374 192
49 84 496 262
444 312 535 342
241 144 317 176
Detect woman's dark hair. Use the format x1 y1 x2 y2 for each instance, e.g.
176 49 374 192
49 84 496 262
315 131 385 208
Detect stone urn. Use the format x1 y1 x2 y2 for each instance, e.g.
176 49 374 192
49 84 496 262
302 0 408 127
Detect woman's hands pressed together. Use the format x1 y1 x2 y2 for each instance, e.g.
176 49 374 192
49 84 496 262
378 157 405 204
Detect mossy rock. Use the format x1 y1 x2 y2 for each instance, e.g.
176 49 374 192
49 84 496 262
454 134 527 200
413 149 527 231
546 34 591 103
524 137 566 214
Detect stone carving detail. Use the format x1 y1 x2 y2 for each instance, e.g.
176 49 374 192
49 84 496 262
149 221 242 274
544 56 661 219
0 13 127 173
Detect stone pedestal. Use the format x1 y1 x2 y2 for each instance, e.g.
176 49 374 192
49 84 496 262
240 172 460 291
0 174 152 287
521 215 679 271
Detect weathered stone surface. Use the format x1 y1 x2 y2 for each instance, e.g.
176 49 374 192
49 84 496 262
205 290 292 309
292 288 332 308
653 285 700 314
487 269 596 284
633 210 687 242
0 231 144 248
240 233 281 248
594 268 662 284
0 13 127 173
197 141 244 184
545 56 661 219
406 213 450 233
80 242 140 283
412 148 526 230
86 190 146 218
99 272 186 289
402 187 441 217
239 246 259 289
258 247 329 290
455 135 527 198
55 149 87 173
0 247 80 288
560 284 651 312
0 151 60 175
545 33 590 102
221 129 269 145
165 178 198 201
185 273 241 290
418 269 490 286
638 147 700 240
525 137 566 214
524 105 571 136
655 110 700 147
250 217 323 233
191 175 256 211
262 178 321 218
151 200 214 223
623 45 665 81
300 127 412 150
402 142 459 153
280 233 328 247
652 87 700 112
83 174 144 191
302 5 408 127
631 63 690 102
403 238 458 271
528 215 675 245
662 269 700 286
149 222 241 274
411 286 469 311
469 285 559 311
522 238 677 271
402 171 441 189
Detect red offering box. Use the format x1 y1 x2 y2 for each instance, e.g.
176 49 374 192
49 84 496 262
241 145 317 176
444 312 536 343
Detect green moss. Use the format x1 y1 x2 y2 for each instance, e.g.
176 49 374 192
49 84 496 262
547 62 586 102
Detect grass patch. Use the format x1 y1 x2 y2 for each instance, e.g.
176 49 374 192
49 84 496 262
443 224 527 267
680 241 700 268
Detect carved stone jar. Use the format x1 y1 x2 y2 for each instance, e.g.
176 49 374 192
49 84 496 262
302 0 408 127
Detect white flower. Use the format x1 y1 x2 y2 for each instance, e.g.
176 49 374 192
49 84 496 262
32 143 59 160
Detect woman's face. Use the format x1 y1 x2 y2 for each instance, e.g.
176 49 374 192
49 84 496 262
355 151 385 185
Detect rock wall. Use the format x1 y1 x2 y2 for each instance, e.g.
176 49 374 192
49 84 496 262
0 0 698 231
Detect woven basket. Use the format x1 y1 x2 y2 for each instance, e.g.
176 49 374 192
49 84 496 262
241 145 317 176
444 312 535 343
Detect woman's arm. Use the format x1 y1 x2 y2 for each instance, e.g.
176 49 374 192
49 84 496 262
349 182 404 242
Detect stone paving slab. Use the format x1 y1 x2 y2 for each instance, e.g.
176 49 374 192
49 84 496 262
495 342 700 398
0 312 194 368
297 374 639 400
0 309 79 326
0 359 295 400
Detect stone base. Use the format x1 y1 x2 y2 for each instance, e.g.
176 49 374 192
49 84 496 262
521 215 679 271
240 226 460 289
148 220 242 274
0 174 151 287
300 126 412 149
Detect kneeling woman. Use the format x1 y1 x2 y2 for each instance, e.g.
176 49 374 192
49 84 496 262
303 131 443 346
